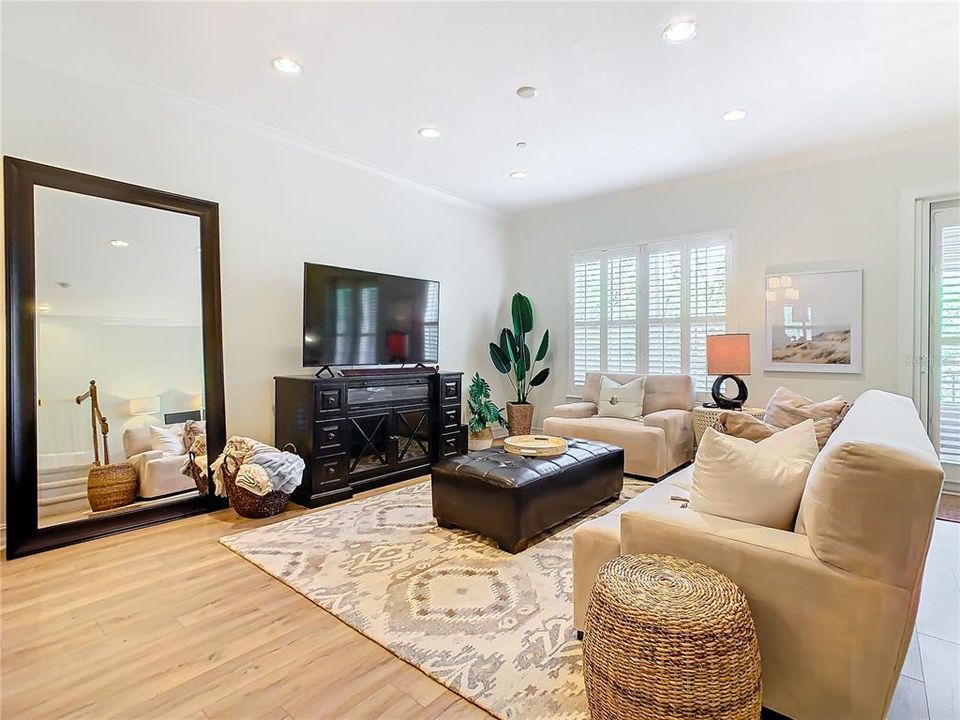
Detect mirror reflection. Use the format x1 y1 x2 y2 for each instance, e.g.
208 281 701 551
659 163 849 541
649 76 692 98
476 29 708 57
35 187 206 527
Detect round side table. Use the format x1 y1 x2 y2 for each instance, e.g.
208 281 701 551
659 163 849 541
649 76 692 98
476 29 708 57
693 405 765 446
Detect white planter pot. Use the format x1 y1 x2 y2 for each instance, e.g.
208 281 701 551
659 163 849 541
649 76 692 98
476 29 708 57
468 428 494 451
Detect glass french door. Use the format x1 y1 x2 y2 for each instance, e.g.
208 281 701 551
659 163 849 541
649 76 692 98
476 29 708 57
926 198 960 481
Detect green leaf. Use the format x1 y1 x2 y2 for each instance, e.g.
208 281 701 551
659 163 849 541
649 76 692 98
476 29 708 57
512 293 534 334
519 343 531 373
535 329 549 361
489 342 511 374
529 368 550 387
500 328 515 363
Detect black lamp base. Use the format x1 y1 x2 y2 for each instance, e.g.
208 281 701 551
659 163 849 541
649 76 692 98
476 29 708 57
706 374 748 410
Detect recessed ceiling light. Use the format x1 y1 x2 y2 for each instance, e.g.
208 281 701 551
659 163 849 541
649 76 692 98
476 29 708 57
109 239 130 248
515 141 527 149
663 18 698 43
516 86 537 99
272 56 302 75
510 171 528 179
37 302 52 314
417 126 441 139
722 108 748 122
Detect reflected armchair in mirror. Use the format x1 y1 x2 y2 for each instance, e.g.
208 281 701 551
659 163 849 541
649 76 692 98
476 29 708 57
4 157 227 557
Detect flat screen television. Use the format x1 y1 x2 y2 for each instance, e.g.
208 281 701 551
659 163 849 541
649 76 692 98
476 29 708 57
303 263 440 367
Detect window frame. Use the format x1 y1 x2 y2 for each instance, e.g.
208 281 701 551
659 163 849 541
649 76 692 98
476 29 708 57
567 230 735 399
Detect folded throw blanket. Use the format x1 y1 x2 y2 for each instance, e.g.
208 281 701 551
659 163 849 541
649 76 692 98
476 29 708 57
248 452 305 495
210 436 305 497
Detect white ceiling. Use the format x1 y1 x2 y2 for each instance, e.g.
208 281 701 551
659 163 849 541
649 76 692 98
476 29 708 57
35 187 202 323
4 2 958 212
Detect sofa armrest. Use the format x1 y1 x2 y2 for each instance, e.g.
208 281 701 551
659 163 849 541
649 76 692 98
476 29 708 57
549 402 598 419
125 449 163 476
619 506 911 720
642 408 694 464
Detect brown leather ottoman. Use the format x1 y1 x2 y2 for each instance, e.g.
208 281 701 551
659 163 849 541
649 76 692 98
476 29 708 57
431 438 624 553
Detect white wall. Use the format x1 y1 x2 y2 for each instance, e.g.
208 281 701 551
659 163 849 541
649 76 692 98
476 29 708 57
508 137 960 425
1 58 508 458
36 319 204 464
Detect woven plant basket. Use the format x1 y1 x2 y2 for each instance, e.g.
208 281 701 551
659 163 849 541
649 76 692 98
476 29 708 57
583 553 762 720
506 402 534 436
222 462 291 519
187 451 209 497
87 462 138 511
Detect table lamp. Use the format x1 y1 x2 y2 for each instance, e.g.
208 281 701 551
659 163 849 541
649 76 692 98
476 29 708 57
705 333 751 409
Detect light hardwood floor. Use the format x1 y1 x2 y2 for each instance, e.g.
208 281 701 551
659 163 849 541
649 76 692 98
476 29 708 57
2 482 957 720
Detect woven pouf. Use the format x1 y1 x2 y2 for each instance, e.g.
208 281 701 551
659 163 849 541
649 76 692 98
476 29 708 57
583 554 761 720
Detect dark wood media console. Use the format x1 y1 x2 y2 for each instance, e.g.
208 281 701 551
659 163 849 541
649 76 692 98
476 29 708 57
275 370 468 507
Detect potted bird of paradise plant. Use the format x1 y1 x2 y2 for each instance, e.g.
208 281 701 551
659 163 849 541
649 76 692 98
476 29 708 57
488 292 550 436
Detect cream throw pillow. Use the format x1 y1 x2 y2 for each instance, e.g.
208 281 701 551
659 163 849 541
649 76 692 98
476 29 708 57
690 420 819 530
149 425 185 456
598 375 645 421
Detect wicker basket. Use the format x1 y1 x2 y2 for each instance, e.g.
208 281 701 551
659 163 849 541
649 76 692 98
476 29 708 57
187 451 209 497
583 553 762 720
221 460 291 519
87 462 138 511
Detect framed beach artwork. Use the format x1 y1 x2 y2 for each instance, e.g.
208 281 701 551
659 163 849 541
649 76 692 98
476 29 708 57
764 269 862 373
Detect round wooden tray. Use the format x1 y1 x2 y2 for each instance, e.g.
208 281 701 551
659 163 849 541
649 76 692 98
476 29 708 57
503 435 568 457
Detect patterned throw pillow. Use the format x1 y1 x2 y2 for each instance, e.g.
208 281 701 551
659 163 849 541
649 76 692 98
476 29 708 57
717 409 839 449
183 420 206 453
598 375 645 421
763 387 848 445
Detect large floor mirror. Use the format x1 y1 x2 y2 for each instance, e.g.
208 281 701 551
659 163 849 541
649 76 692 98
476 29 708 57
4 157 226 558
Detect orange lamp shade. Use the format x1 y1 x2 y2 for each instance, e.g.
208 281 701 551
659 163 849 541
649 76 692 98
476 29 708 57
706 333 751 376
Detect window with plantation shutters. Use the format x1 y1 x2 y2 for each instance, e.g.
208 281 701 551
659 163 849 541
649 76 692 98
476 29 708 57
569 232 732 395
932 208 960 467
571 257 602 386
647 245 683 376
688 242 728 392
606 254 638 373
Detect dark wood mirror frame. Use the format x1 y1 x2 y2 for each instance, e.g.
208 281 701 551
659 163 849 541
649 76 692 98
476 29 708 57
4 157 228 558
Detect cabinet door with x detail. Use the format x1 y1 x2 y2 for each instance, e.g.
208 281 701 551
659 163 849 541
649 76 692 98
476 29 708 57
347 409 392 479
394 407 431 468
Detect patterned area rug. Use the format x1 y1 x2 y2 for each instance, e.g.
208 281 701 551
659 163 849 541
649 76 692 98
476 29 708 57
220 478 651 720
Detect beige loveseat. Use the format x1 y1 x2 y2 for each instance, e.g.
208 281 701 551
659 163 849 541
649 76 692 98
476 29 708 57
543 373 695 478
572 390 943 720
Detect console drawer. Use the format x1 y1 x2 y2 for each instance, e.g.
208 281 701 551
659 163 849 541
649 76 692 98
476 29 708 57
312 454 348 491
439 429 465 459
440 377 461 405
314 419 347 456
316 386 344 415
441 406 461 431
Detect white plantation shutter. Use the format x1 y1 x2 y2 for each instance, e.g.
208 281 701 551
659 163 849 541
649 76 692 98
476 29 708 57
688 241 729 392
571 257 602 386
569 232 731 395
647 245 683 375
937 224 960 463
606 254 638 373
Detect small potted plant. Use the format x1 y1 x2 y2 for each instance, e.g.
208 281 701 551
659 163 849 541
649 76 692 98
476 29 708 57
467 372 508 451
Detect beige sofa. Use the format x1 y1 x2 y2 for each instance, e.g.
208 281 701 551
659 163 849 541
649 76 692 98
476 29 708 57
543 373 695 478
572 390 944 720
